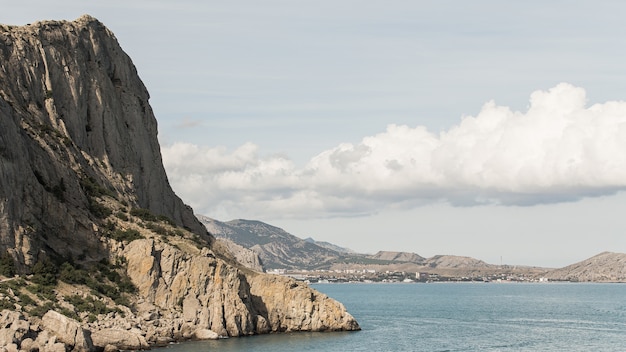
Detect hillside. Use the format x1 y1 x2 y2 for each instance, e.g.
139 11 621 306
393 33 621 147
0 16 358 351
199 216 547 279
199 216 345 270
369 251 425 263
543 252 626 282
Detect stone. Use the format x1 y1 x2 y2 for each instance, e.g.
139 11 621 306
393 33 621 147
90 329 149 350
43 342 66 352
0 328 16 347
193 329 219 340
18 337 36 352
41 311 93 351
103 345 119 352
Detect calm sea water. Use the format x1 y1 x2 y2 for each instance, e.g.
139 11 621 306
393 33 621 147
157 282 626 351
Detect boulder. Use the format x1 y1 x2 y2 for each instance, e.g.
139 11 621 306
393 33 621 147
0 328 16 347
193 329 219 340
91 329 149 350
41 311 93 351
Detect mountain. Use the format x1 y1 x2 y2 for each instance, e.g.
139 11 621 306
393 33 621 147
543 252 626 282
199 216 345 270
0 15 358 351
200 216 516 274
369 251 425 263
304 237 355 254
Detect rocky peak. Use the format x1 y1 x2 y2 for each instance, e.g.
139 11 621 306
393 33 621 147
0 15 359 350
0 15 205 268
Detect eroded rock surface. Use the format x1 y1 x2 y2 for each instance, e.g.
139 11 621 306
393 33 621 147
0 15 359 351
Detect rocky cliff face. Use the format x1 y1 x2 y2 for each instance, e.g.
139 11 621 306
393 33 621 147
0 15 358 351
0 15 205 268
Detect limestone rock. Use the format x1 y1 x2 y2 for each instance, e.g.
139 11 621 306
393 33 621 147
123 239 360 337
248 274 360 332
0 14 359 352
193 329 219 340
0 328 16 347
214 237 264 272
90 329 148 350
0 14 208 269
41 311 93 351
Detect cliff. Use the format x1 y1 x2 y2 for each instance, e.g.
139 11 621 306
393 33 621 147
0 15 358 351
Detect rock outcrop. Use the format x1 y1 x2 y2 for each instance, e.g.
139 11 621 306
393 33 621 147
0 15 359 351
214 237 264 272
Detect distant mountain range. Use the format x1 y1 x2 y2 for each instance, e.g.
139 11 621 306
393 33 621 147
198 216 343 270
198 215 626 282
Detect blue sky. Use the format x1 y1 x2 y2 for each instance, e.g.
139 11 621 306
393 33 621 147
5 1 626 267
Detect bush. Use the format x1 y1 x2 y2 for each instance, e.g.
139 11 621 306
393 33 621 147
146 223 167 236
88 198 112 219
0 252 15 277
26 284 56 301
81 177 115 199
65 294 121 316
130 208 157 222
17 293 36 306
28 302 54 317
0 299 14 310
58 262 89 285
110 229 143 243
31 259 58 286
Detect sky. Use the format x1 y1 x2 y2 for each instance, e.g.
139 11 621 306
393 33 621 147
4 1 626 267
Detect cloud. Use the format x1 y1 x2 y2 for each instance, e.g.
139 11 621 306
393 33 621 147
162 83 626 219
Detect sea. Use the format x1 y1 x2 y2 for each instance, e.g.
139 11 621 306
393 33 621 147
157 282 626 351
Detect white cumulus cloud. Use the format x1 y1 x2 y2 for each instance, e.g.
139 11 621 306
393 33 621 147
162 83 626 219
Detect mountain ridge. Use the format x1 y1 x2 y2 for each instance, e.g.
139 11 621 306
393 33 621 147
200 216 625 282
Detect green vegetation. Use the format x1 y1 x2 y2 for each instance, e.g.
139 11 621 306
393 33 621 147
129 208 156 221
28 302 54 318
0 298 14 310
17 292 36 306
64 294 121 316
88 198 112 219
58 259 136 306
0 258 139 318
130 208 175 226
145 222 167 236
115 211 129 221
0 251 15 277
31 259 58 286
0 278 25 292
81 176 116 199
109 228 143 242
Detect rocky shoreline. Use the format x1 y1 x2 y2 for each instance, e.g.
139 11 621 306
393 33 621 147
0 235 359 351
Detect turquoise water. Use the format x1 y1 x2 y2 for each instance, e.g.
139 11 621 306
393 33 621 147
158 282 626 351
